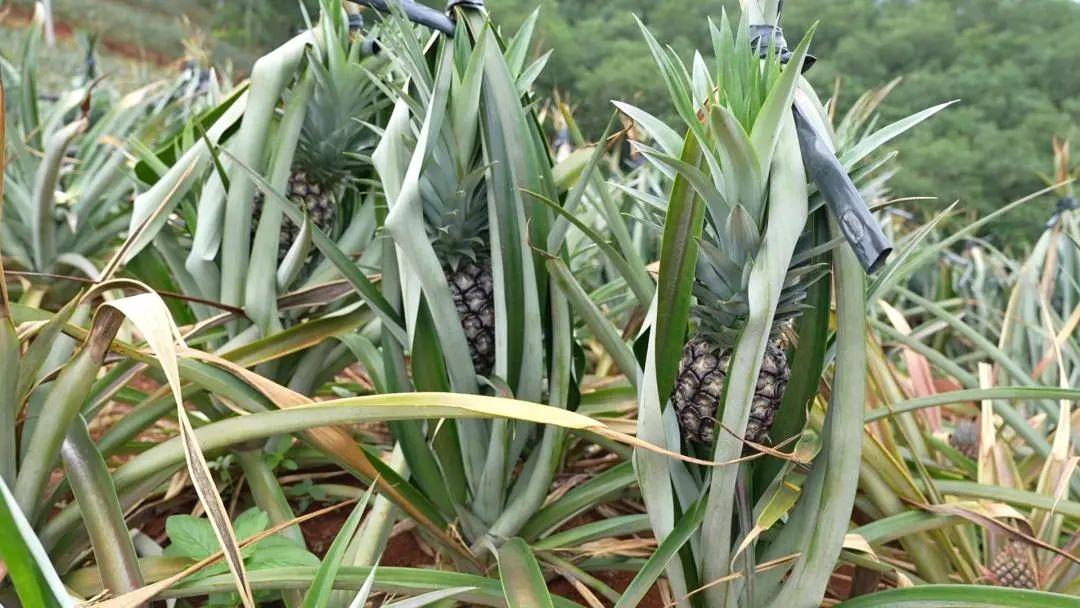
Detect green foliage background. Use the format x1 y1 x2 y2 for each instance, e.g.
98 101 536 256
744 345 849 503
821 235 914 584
8 0 1079 243
481 0 1080 246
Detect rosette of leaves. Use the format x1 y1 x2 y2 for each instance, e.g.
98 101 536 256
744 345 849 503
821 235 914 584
606 3 948 606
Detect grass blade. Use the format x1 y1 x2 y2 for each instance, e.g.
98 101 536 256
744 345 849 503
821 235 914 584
304 483 378 608
835 585 1080 608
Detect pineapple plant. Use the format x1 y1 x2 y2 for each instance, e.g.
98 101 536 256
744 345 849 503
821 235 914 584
623 12 821 449
249 35 381 266
620 3 949 603
369 2 578 553
373 6 535 382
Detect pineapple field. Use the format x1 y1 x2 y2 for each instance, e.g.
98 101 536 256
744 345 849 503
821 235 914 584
3 1 1080 607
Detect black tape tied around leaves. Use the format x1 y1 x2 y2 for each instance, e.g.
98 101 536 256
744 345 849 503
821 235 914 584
752 21 891 273
347 0 457 36
749 25 816 73
1045 196 1078 229
348 13 364 32
446 0 485 11
793 105 893 272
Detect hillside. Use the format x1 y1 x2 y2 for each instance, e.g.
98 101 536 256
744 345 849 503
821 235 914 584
1 0 272 91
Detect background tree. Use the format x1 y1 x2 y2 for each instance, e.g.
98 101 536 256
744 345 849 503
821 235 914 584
484 0 1080 245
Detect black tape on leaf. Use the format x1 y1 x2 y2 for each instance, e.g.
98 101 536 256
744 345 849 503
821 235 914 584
751 18 891 273
446 0 485 10
749 25 816 73
1045 196 1078 229
794 105 893 272
347 0 457 36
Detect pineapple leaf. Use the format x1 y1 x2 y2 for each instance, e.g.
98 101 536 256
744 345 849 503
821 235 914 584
839 100 958 172
450 28 487 170
748 24 815 188
691 51 713 108
640 149 732 233
504 9 540 79
724 204 761 264
612 102 683 158
517 51 551 96
635 16 706 142
654 131 707 403
708 104 763 220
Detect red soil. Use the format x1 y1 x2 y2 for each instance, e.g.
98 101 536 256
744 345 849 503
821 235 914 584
1 4 174 67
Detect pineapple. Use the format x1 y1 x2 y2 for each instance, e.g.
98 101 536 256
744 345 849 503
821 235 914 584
423 165 496 377
446 257 496 376
950 418 981 459
251 170 338 262
674 336 790 445
669 225 807 446
991 541 1038 589
631 15 819 448
250 20 380 265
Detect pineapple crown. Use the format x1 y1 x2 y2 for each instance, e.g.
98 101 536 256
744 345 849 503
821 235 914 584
294 2 386 188
423 162 490 268
629 10 820 343
372 7 541 267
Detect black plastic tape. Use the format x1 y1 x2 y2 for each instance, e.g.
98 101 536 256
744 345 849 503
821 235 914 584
749 24 816 73
793 105 893 273
1045 196 1078 229
348 0 456 36
446 0 485 10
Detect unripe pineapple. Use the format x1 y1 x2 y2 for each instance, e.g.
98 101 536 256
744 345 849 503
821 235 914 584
950 418 981 460
673 337 790 444
446 257 496 376
251 169 338 263
250 12 380 268
425 172 495 377
991 541 1038 589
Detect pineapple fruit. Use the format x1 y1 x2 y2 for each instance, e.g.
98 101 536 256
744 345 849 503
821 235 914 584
445 257 496 376
251 170 338 262
950 418 981 459
990 541 1038 589
674 337 790 444
423 164 497 376
250 19 379 266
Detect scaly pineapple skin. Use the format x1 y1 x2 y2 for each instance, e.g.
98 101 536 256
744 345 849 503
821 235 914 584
672 335 789 445
445 257 495 377
991 541 1037 589
251 169 336 262
950 419 981 460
